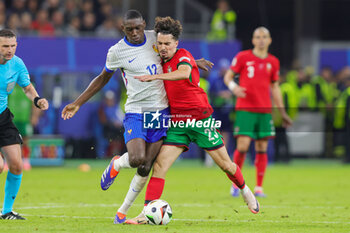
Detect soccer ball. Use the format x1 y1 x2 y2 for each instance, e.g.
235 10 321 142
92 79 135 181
144 199 172 225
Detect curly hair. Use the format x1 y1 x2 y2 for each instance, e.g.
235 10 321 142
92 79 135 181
154 16 182 40
0 29 16 38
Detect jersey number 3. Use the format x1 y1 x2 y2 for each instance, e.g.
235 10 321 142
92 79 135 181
147 64 157 75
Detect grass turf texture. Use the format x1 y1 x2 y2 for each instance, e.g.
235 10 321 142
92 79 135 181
0 159 349 232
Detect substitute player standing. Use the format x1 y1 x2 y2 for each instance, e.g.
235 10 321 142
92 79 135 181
0 29 49 220
127 16 259 224
224 27 292 197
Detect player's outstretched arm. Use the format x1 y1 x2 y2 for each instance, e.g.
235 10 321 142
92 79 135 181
22 83 49 110
271 81 292 127
224 69 246 98
61 68 114 120
195 58 213 71
135 65 191 82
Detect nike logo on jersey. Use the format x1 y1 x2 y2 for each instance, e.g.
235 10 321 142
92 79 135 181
128 129 132 134
246 61 255 66
128 57 136 63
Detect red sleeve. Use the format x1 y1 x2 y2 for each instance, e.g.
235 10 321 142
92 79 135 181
271 57 280 82
177 49 196 67
230 52 244 74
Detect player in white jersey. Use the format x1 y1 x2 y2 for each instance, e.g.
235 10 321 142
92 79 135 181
105 30 168 113
61 10 212 224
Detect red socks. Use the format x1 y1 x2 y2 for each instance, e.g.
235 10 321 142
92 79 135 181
226 166 245 189
144 177 165 206
233 150 246 168
255 152 268 187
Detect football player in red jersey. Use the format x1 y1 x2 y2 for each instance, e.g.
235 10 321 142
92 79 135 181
126 16 260 224
224 27 292 197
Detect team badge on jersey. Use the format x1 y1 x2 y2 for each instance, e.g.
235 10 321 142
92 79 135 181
167 66 172 73
232 57 237 66
152 44 158 53
6 81 15 93
266 63 272 72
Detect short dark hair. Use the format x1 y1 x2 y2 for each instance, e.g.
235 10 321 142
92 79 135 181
123 9 143 21
0 29 17 38
154 16 182 40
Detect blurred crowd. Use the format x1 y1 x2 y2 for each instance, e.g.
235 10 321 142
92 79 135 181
0 0 123 38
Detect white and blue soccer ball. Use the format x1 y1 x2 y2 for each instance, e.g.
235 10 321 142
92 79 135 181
144 199 172 225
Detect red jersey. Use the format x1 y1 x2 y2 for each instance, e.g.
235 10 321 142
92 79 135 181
163 49 213 121
230 50 280 113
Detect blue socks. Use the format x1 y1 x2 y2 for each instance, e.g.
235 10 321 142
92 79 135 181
2 171 22 214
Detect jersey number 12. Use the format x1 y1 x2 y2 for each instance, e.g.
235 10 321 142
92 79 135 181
147 64 157 75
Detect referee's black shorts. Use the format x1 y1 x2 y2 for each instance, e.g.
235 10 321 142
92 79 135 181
0 108 23 148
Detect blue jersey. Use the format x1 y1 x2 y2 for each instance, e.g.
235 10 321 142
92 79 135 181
0 55 30 114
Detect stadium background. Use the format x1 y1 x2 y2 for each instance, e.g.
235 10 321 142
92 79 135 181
1 1 350 232
1 0 350 164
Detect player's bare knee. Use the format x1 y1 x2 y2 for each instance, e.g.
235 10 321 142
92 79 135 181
129 152 146 168
0 158 3 174
137 164 152 177
8 163 22 175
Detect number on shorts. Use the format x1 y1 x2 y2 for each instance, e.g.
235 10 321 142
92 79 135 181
205 128 219 141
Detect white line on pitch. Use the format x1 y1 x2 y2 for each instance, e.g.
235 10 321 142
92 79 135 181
16 203 348 210
21 214 350 225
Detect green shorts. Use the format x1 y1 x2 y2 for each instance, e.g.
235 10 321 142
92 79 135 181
234 111 275 139
164 116 224 151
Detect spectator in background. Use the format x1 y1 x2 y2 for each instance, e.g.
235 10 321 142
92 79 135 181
19 12 34 35
31 9 55 36
335 66 350 92
80 0 94 17
65 15 80 37
26 0 40 18
8 0 26 17
0 11 5 30
97 2 113 25
0 0 5 15
96 17 120 38
64 0 79 24
6 13 21 34
42 0 62 18
80 12 96 34
207 0 236 41
98 90 125 156
51 10 65 36
297 67 315 111
333 76 350 163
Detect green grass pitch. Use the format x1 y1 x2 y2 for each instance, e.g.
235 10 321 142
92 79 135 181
0 159 349 232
